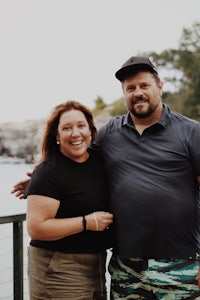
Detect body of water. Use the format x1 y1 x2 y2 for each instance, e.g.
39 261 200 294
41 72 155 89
0 158 31 299
0 162 31 216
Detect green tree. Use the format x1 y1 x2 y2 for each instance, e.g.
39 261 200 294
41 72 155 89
109 98 128 116
92 96 107 115
149 21 200 120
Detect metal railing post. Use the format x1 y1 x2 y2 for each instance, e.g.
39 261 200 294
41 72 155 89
0 214 26 300
13 220 24 300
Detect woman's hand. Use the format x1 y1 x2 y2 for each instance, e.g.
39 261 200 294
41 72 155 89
86 211 113 231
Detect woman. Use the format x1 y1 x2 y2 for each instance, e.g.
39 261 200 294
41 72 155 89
23 100 113 299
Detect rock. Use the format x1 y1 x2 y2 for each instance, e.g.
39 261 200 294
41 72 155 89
0 110 111 163
0 119 45 163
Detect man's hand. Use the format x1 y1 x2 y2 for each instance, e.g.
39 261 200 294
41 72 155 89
11 171 32 199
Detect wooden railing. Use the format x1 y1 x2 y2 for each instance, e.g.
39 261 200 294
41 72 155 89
0 213 26 300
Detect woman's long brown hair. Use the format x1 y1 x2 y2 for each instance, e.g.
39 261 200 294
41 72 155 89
36 100 97 165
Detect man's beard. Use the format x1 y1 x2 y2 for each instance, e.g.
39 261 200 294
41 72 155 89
129 97 157 119
130 106 155 118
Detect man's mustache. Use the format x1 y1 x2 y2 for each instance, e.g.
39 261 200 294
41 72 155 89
132 97 147 104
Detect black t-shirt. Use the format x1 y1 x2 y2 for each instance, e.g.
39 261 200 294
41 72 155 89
26 150 113 253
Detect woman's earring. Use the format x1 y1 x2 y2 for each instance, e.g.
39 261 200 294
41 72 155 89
57 140 60 145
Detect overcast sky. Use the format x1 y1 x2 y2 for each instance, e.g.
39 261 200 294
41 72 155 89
0 0 199 123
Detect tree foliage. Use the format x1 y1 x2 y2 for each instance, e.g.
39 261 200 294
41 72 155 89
148 21 200 120
92 96 107 115
109 98 128 116
93 22 200 120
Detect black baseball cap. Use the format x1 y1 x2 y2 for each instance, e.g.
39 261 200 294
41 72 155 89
115 56 158 81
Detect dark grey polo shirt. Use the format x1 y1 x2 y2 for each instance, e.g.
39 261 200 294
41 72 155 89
91 104 200 259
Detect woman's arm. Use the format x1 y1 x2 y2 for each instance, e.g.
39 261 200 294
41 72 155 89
27 194 113 241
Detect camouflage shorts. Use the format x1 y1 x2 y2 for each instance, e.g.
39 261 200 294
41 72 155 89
109 253 200 300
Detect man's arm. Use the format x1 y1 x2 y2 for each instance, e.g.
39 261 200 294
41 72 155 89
10 171 32 199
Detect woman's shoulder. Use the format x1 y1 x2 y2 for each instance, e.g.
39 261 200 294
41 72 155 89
88 148 103 162
33 155 58 176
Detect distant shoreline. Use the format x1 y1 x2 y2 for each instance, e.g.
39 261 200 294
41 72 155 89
0 155 27 164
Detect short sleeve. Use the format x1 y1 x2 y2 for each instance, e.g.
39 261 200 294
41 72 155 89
25 161 61 200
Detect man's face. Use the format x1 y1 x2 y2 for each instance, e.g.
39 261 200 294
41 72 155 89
122 71 163 119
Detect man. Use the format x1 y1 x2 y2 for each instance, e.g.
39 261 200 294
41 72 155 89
91 56 200 299
12 56 200 299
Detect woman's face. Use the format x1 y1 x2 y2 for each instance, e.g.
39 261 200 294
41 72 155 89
56 109 91 162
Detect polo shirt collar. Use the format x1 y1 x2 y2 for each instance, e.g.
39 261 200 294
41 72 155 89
123 103 171 128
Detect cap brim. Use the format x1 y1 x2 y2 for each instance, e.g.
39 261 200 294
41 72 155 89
115 64 158 81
